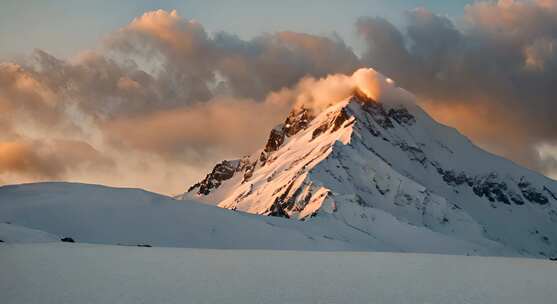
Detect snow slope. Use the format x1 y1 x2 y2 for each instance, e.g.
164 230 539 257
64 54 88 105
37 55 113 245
0 223 59 243
184 73 557 258
0 182 529 255
0 182 395 250
2 243 556 304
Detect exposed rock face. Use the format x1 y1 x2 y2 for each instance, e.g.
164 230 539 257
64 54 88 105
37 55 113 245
388 108 416 125
283 108 313 137
264 128 285 153
182 90 557 258
433 163 551 206
312 108 351 140
268 197 290 218
519 180 550 205
187 160 239 195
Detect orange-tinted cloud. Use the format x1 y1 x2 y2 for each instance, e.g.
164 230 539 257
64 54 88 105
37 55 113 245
101 68 407 161
102 96 291 162
1 4 557 195
0 10 362 194
0 139 112 179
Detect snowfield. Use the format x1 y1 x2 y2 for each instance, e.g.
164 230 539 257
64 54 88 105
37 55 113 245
0 182 388 251
1 243 556 304
2 182 554 303
0 222 59 243
0 182 518 254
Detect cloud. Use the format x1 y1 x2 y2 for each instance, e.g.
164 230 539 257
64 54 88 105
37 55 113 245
2 4 557 194
102 96 292 162
213 31 360 99
106 9 215 105
0 9 362 194
105 9 360 103
357 0 557 176
284 68 411 115
537 143 557 179
0 62 61 126
101 68 409 163
0 138 112 179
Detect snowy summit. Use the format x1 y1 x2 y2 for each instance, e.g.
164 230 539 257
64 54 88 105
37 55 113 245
183 68 557 258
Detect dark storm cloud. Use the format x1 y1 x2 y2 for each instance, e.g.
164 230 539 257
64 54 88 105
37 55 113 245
212 31 360 99
357 1 557 174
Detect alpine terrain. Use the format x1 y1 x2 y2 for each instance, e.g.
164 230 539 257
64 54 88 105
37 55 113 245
2 68 556 304
183 69 557 258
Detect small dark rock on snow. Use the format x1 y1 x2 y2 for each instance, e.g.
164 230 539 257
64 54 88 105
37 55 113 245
60 237 75 243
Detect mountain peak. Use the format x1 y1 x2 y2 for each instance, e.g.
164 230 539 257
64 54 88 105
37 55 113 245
182 76 557 258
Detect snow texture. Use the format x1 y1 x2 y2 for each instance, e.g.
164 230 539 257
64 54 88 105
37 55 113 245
0 222 59 243
1 243 556 304
0 182 393 251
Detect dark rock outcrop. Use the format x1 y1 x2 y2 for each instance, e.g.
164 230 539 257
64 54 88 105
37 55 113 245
312 108 351 140
519 180 549 205
433 163 551 206
268 197 290 218
264 128 285 153
283 108 313 137
188 160 239 195
388 108 416 125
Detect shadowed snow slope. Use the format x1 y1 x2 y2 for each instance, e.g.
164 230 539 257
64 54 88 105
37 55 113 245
0 182 396 251
184 81 557 258
0 222 59 243
1 243 556 304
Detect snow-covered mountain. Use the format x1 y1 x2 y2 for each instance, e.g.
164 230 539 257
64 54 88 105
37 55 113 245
183 75 557 258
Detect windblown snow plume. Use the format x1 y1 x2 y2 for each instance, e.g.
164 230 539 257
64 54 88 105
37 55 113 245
289 68 414 115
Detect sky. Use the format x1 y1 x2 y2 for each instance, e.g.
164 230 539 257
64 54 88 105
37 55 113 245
0 0 472 59
1 0 557 195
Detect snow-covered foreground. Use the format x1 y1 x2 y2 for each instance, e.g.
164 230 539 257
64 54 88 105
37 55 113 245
1 243 555 304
